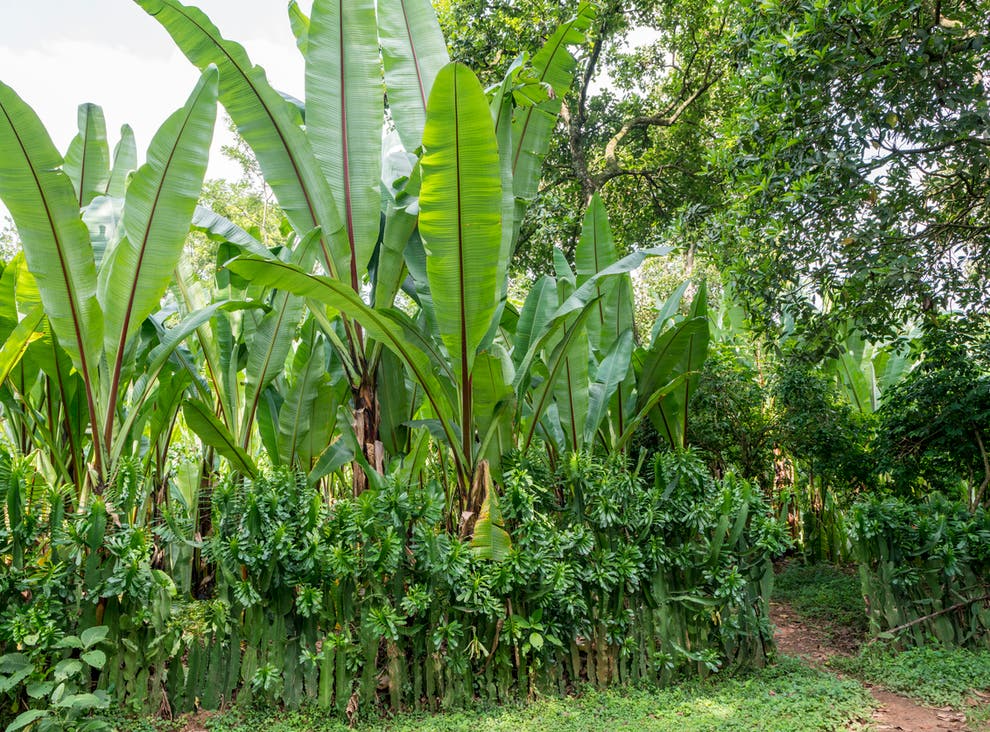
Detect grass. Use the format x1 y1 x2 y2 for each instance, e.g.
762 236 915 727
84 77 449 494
124 658 872 732
835 645 990 729
773 561 868 636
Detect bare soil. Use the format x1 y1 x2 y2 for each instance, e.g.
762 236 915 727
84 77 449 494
771 601 971 731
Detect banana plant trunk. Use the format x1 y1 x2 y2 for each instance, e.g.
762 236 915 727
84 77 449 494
352 370 383 496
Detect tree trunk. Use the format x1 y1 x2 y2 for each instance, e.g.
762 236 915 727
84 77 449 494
351 372 383 496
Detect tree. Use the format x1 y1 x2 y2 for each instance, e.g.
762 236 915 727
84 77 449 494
876 314 990 507
715 0 990 341
688 342 774 484
439 0 737 276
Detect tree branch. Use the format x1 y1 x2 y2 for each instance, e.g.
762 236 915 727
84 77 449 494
600 74 718 180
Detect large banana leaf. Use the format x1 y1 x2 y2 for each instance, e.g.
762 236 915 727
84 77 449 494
378 347 416 457
511 3 594 206
512 275 558 371
191 205 270 258
472 345 514 473
654 283 709 449
0 306 44 388
63 104 110 208
377 0 450 152
548 275 589 452
555 246 670 320
106 124 137 198
513 247 669 395
82 196 123 268
287 1 310 55
241 291 306 448
113 299 259 460
99 67 218 397
0 261 14 340
136 0 349 279
0 80 103 421
650 281 690 345
521 302 597 452
469 481 511 562
576 193 631 354
182 398 257 477
584 329 634 447
241 228 323 444
419 62 503 386
306 0 383 285
278 339 329 470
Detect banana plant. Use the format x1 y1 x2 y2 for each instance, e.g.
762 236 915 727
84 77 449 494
0 68 223 496
138 0 595 496
824 322 916 414
515 195 710 459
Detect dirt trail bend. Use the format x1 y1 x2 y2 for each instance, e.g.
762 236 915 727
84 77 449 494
771 602 971 732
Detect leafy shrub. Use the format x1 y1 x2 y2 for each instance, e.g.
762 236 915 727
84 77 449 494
2 448 788 721
687 343 775 486
0 627 112 732
849 495 990 647
874 317 990 505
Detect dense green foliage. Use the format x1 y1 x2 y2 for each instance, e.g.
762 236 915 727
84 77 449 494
0 449 785 725
850 495 990 647
875 317 990 505
1 0 990 728
717 0 990 339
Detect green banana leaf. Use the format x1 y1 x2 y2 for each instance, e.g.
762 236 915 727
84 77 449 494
654 283 709 449
99 67 218 397
548 275 589 452
287 0 310 55
419 62 503 386
82 196 123 268
307 0 383 286
0 78 103 436
575 193 631 355
512 275 558 371
226 256 464 478
136 0 349 279
106 124 137 198
469 480 511 561
377 0 450 152
584 329 634 447
63 104 110 208
0 306 44 388
182 398 257 477
511 3 594 206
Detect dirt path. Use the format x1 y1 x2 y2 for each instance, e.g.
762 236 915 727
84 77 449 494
771 602 971 731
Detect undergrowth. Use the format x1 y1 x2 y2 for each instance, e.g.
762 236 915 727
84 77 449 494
773 562 868 636
836 645 990 728
122 658 872 732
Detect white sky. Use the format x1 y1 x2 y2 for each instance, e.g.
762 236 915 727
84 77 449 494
0 1 306 183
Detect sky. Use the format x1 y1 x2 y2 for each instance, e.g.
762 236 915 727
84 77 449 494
1 1 306 182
